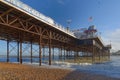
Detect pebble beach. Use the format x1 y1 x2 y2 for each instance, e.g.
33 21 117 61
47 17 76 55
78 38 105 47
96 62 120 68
0 62 119 80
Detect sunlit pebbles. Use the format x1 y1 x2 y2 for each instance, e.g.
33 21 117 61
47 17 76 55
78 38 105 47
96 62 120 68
0 62 119 80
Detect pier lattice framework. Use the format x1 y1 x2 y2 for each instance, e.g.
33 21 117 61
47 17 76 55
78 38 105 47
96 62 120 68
0 0 111 65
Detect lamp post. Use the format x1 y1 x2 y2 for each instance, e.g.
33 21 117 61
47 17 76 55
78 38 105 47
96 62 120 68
66 19 72 31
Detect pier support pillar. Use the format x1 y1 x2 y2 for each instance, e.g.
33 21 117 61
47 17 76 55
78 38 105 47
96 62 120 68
30 40 33 63
99 50 101 62
59 48 61 60
39 36 42 66
74 51 76 62
7 40 9 62
17 41 19 62
20 39 22 64
60 47 62 58
49 44 51 65
69 50 71 57
92 46 95 63
59 47 62 60
108 50 110 61
66 50 68 59
64 46 66 60
74 47 78 62
49 31 52 65
43 46 45 61
52 46 54 60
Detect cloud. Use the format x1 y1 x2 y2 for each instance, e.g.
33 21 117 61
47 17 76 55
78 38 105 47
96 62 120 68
57 0 65 5
102 28 120 52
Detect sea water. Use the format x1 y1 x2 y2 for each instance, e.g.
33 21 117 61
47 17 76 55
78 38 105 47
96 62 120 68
0 55 120 78
63 56 120 79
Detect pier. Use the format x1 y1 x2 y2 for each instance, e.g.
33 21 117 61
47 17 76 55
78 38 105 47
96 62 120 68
0 0 111 65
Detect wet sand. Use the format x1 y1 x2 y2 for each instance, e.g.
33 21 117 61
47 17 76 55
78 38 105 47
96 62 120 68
0 62 119 80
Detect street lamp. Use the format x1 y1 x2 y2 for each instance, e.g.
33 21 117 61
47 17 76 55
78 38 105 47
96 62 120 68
66 19 72 31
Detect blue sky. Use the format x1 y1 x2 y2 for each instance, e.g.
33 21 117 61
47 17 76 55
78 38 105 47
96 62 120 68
19 0 120 51
20 0 120 29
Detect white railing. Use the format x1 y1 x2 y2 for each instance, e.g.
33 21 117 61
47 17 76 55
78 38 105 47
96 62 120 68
2 0 75 37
